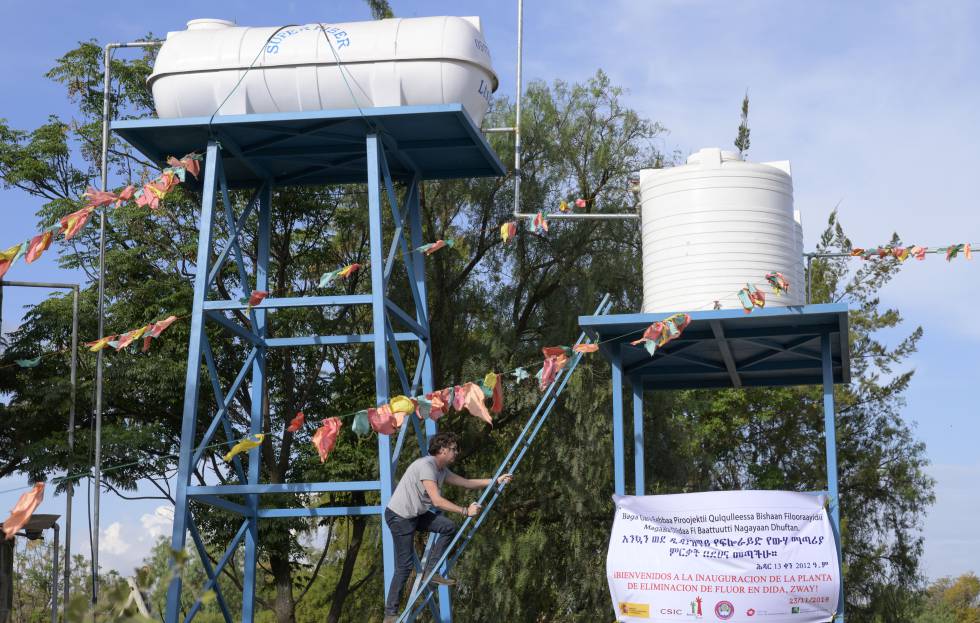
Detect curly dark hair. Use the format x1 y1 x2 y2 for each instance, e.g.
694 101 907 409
428 432 459 456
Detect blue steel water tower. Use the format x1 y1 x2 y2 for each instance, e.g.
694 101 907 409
116 102 504 623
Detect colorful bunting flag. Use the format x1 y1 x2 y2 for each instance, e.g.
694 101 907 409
512 367 530 382
531 212 548 234
425 389 452 420
389 395 416 417
311 418 342 463
765 271 790 296
500 221 517 243
537 346 570 391
286 412 305 433
142 315 179 352
452 385 466 412
241 290 269 311
223 433 264 463
491 373 504 414
414 239 455 256
630 313 691 357
558 200 570 213
15 357 42 368
946 244 964 261
319 263 362 288
0 243 26 279
572 343 598 354
368 404 398 435
85 336 117 352
166 154 203 180
574 198 587 208
352 410 371 437
630 322 664 357
114 325 151 351
2 483 44 540
59 206 95 240
966 244 973 260
738 284 766 313
25 230 53 264
459 382 493 426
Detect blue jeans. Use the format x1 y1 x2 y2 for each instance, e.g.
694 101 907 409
384 508 456 616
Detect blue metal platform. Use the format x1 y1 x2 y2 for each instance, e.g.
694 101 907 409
114 104 506 187
578 303 850 390
579 303 850 622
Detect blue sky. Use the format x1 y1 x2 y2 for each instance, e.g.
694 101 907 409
0 0 977 584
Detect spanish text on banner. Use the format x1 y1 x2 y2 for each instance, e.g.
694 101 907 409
606 490 840 622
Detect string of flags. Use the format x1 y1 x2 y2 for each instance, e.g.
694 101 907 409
849 243 973 262
84 315 180 353
0 153 202 280
219 304 700 465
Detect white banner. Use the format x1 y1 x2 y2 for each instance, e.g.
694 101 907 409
607 491 840 622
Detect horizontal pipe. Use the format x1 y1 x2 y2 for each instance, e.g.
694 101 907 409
482 127 516 133
0 280 79 290
108 41 163 49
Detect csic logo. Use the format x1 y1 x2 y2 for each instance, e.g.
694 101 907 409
661 608 683 615
714 601 735 620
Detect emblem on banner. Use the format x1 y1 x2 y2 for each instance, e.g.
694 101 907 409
619 602 650 617
714 600 734 619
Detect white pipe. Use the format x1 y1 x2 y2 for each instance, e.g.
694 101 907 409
94 39 163 607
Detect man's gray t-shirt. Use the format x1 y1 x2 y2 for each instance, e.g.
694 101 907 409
387 456 448 519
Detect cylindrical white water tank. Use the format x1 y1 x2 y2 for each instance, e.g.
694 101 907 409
638 147 804 313
149 16 499 126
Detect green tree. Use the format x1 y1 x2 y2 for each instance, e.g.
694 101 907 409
916 573 980 623
734 90 750 157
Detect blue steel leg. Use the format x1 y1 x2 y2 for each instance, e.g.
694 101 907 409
612 346 626 497
241 183 271 622
821 334 845 622
632 381 645 496
367 134 396 600
166 140 220 623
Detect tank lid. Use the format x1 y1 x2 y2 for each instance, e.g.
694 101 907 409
186 18 237 30
686 147 743 165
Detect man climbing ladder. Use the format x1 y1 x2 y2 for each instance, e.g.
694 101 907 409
383 432 514 622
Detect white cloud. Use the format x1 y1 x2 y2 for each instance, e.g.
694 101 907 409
139 505 175 541
102 522 129 556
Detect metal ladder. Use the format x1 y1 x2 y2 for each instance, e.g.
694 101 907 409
396 294 613 622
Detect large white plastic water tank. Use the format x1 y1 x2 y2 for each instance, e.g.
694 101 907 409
149 16 499 126
638 147 804 313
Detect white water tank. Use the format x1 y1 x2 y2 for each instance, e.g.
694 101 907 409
638 147 804 313
149 16 498 126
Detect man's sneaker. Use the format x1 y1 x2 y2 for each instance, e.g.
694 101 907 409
383 616 397 623
427 573 457 586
